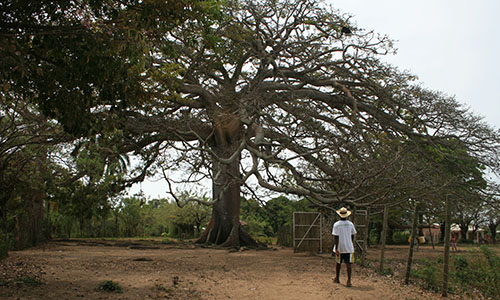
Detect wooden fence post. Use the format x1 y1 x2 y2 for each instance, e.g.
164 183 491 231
442 195 451 297
404 201 418 285
379 205 389 273
361 207 370 265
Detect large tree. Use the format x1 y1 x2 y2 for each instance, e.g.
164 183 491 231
4 0 500 247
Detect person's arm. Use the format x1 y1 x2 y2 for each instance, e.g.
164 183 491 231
334 235 339 255
351 223 356 251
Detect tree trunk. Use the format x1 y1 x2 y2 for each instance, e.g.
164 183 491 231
459 223 468 242
488 222 497 244
0 195 10 258
405 201 418 285
196 112 257 248
442 196 451 297
31 190 45 246
379 205 389 273
428 224 435 249
439 220 445 243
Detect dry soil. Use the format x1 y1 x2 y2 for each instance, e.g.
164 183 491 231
0 239 475 300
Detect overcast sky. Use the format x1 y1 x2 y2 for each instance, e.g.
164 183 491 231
129 0 500 198
331 0 500 129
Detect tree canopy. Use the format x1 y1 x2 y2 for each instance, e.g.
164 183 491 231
2 0 500 248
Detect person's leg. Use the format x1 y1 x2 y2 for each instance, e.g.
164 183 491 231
334 262 341 283
346 262 352 287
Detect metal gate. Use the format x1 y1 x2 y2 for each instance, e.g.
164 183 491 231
293 212 323 253
352 208 369 264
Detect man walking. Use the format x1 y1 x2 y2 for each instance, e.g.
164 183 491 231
332 207 357 287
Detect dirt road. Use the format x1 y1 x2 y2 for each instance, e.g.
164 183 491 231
0 240 461 300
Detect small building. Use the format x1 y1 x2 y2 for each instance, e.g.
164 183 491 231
421 224 486 244
422 223 441 243
451 224 485 243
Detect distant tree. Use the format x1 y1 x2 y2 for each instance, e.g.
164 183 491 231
264 196 313 235
118 195 144 237
168 193 212 238
484 199 500 243
240 198 271 237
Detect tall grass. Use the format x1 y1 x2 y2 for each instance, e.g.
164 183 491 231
408 245 500 298
452 246 500 298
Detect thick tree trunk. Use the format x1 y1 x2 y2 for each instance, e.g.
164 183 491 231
196 112 258 248
31 190 45 246
459 223 469 242
196 146 257 247
488 222 498 244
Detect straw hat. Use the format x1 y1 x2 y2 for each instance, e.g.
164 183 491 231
336 207 352 218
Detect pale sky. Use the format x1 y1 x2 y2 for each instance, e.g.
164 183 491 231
129 0 500 199
331 0 500 129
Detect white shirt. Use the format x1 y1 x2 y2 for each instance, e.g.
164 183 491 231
332 220 356 254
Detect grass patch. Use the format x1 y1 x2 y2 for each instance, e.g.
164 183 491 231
95 280 123 293
3 276 44 287
19 276 43 286
452 246 500 298
406 245 500 298
411 258 439 292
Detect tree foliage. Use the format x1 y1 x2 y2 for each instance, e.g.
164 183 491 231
2 0 500 248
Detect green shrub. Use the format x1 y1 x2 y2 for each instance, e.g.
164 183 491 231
453 255 471 284
95 280 123 293
451 246 500 298
478 246 500 297
412 259 439 291
18 276 43 287
144 224 165 237
392 231 410 245
241 215 272 241
369 229 379 245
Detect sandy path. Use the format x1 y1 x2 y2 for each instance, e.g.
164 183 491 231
0 240 448 300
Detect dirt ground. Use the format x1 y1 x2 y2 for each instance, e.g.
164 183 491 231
0 239 480 300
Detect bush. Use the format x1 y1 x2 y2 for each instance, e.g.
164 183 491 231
95 280 123 293
411 258 439 291
18 276 43 287
369 229 379 245
451 246 500 298
477 246 500 297
453 255 471 284
392 231 410 245
241 215 272 240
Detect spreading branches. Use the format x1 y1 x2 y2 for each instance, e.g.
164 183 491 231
5 0 499 216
